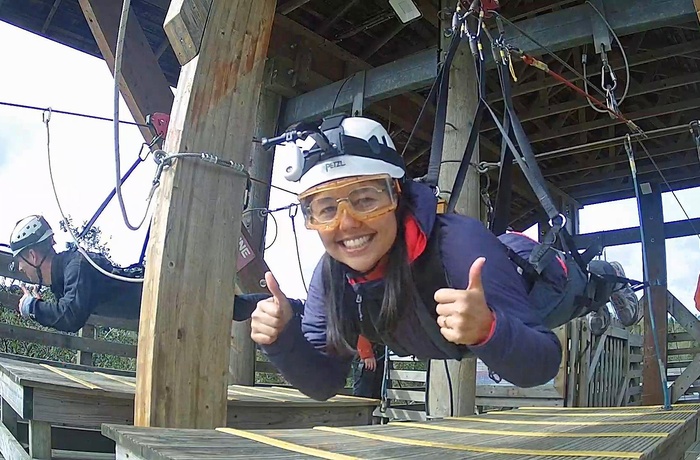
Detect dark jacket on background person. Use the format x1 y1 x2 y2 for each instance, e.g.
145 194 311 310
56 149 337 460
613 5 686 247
27 248 300 333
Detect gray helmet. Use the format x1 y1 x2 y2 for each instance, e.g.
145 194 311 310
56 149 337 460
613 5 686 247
9 215 54 257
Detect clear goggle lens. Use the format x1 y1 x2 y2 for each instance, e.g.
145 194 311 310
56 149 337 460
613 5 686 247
299 175 400 230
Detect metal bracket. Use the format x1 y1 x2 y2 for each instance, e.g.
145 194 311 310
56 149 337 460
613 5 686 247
351 70 366 116
589 0 612 54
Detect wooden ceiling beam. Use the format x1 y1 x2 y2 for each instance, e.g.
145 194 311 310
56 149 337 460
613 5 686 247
529 96 700 144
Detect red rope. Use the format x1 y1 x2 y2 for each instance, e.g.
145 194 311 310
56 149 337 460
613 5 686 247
520 54 641 133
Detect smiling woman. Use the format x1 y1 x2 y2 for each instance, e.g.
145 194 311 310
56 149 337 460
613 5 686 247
248 114 642 401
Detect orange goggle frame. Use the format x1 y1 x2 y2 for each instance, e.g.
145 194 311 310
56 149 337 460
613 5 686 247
297 174 401 230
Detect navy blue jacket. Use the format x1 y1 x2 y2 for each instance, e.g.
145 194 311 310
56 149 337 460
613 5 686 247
261 181 562 400
28 249 297 333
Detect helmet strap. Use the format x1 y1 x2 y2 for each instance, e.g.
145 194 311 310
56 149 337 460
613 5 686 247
20 252 48 287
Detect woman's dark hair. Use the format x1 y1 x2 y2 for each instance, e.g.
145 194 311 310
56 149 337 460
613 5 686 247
323 191 419 355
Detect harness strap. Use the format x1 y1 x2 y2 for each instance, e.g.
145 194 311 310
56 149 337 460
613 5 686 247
424 31 463 189
445 57 486 213
412 221 468 360
489 111 513 235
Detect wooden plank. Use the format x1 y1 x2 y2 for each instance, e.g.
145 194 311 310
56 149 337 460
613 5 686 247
101 405 700 460
671 353 700 403
475 384 562 399
668 293 700 343
374 407 427 421
0 371 30 419
78 0 174 141
28 420 51 460
388 370 426 383
640 183 668 406
134 0 276 429
164 0 212 66
476 397 563 407
0 418 30 460
77 324 95 366
0 323 136 358
387 389 425 403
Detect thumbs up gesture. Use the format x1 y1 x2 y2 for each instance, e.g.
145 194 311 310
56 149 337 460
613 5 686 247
250 271 294 346
434 257 495 346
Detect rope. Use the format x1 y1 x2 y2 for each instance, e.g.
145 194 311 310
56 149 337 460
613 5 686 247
43 109 145 283
0 101 150 128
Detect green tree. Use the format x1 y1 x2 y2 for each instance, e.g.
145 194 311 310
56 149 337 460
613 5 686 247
59 215 114 263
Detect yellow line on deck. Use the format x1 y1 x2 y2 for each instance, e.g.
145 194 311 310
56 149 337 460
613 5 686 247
488 410 696 417
395 421 669 438
270 386 379 403
217 427 362 460
519 405 669 411
452 416 685 426
40 364 101 390
94 372 136 388
248 386 307 399
227 387 288 402
314 426 642 458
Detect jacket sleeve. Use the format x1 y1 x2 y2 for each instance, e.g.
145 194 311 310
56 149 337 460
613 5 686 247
356 335 375 360
440 215 562 388
233 293 305 321
29 257 95 333
260 261 352 401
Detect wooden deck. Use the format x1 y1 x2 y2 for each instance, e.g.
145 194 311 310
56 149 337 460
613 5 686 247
0 356 377 459
103 404 700 459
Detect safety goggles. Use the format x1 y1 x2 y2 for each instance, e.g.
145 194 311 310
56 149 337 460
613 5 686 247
298 174 400 230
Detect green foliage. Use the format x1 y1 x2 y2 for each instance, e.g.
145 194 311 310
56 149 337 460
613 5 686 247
59 215 114 264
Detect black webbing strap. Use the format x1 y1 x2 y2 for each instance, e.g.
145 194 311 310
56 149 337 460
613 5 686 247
446 57 486 213
483 59 589 275
489 81 513 235
424 29 463 188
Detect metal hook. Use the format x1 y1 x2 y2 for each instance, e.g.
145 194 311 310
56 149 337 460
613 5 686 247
42 107 52 124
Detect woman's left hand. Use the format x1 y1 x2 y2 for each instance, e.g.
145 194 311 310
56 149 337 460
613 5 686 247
434 257 495 346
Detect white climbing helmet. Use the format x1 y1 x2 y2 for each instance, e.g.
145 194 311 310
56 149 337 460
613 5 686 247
279 115 406 193
9 215 54 257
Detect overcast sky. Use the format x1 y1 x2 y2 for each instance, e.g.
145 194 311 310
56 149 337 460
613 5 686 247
2 21 700 318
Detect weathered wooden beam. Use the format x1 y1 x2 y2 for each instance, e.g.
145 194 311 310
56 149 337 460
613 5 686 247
277 0 310 15
41 0 62 34
490 39 700 102
135 0 276 429
544 140 695 177
555 150 698 188
282 0 697 125
484 71 700 133
78 0 174 141
163 0 211 66
428 0 479 418
638 182 667 406
530 97 700 144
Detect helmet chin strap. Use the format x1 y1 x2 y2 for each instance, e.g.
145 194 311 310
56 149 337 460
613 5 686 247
20 253 47 287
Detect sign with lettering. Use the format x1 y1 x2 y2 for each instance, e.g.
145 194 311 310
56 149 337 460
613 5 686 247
236 234 255 271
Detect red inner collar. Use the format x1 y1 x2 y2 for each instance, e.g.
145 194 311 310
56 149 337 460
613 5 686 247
348 214 427 284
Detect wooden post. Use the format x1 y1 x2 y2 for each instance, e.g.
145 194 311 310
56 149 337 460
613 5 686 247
77 324 95 366
134 0 277 429
427 1 481 418
639 181 668 406
230 69 282 385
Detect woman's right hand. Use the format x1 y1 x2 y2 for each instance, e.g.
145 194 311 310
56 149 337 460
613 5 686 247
250 271 293 345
